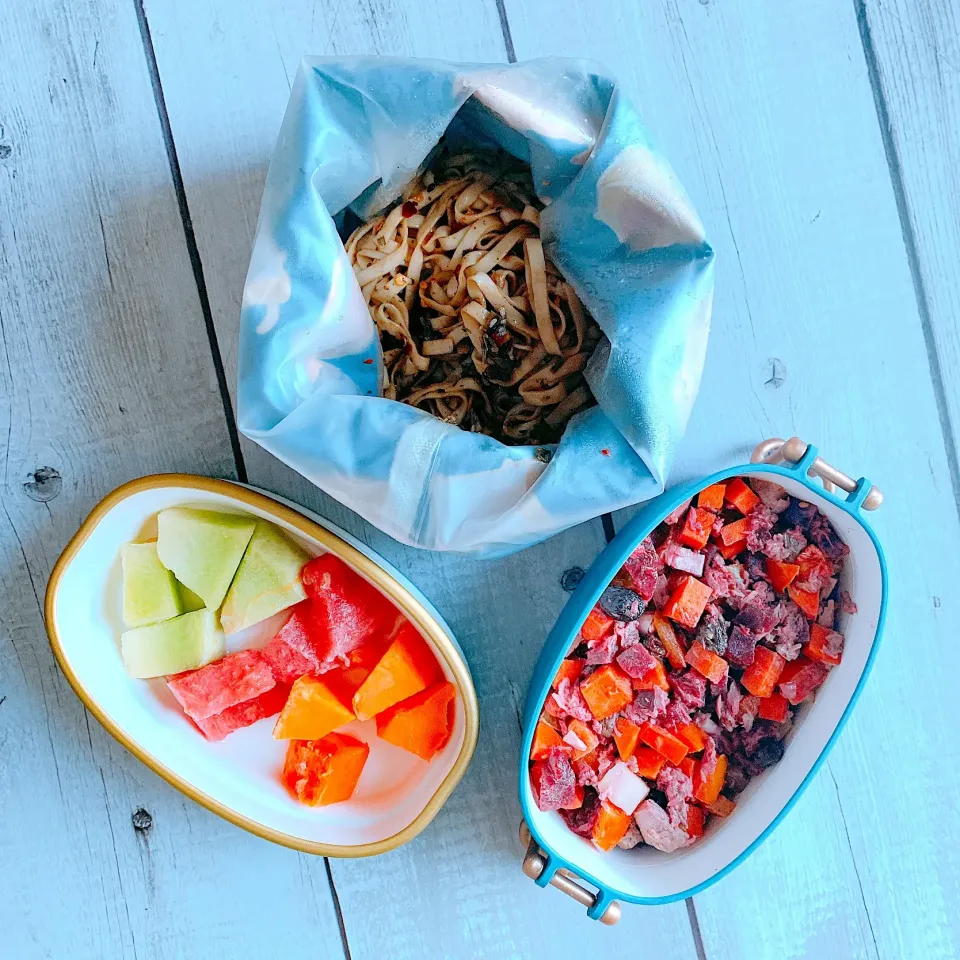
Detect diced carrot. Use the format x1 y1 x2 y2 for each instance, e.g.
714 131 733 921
719 517 750 547
662 576 713 630
352 620 442 721
758 692 791 723
639 722 689 766
531 720 564 760
697 483 726 512
581 606 614 642
634 658 670 692
552 658 585 689
281 732 369 806
715 537 747 560
633 747 666 780
693 753 728 804
673 722 707 754
376 681 456 761
614 716 641 761
679 756 696 779
705 795 737 818
592 801 633 851
273 676 355 741
567 718 600 759
741 647 786 698
679 507 715 550
686 641 729 684
805 623 844 666
580 664 633 720
788 584 821 619
766 558 800 593
653 614 687 669
685 804 706 838
725 477 760 515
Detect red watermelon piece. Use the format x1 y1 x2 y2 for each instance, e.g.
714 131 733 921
167 650 276 721
262 625 319 685
193 684 289 741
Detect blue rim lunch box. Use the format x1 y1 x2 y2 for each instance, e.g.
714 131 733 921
518 438 887 923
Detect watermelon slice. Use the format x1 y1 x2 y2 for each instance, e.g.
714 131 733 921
193 685 289 741
167 650 276 721
261 627 318 685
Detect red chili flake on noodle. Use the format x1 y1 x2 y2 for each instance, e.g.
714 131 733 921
363 358 374 365
401 200 418 218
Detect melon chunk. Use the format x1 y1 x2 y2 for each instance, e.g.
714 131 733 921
176 581 206 613
156 508 256 611
120 609 224 678
121 541 183 627
220 522 309 634
273 676 355 740
352 620 443 721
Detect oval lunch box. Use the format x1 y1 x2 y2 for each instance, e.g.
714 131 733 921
518 438 887 923
45 475 479 857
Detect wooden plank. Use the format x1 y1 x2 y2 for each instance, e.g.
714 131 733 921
856 0 960 508
505 0 960 957
0 2 345 958
142 0 697 955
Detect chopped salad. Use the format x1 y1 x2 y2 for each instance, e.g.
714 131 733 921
529 477 855 853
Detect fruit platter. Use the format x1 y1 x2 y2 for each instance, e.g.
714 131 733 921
45 475 479 856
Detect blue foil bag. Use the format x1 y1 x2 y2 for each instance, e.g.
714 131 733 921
239 58 714 557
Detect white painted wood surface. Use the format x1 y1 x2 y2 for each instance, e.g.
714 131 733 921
2 0 958 956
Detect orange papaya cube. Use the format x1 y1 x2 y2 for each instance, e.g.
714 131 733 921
686 641 729 684
281 732 369 806
580 606 614 642
693 753 728 804
564 718 599 759
375 681 456 761
741 646 786 698
592 800 633 851
531 719 564 760
678 507 715 550
614 716 641 761
758 692 791 723
788 584 821 619
705 795 737 818
653 614 687 669
697 483 726 512
805 623 845 666
273 676 355 740
662 576 713 630
639 722 689 766
724 478 760 515
632 746 666 779
674 722 707 754
579 664 633 720
719 517 750 547
552 658 585 689
633 658 670 692
352 620 442 721
685 803 706 838
716 537 747 560
765 558 800 593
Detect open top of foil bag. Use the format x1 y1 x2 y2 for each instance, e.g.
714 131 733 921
238 57 714 557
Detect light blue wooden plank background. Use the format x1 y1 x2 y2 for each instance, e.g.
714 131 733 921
1 1 957 958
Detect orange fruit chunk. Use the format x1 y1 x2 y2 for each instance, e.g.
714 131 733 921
281 732 369 806
376 681 457 761
273 675 355 740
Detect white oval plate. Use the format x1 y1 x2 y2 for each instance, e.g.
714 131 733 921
45 475 479 857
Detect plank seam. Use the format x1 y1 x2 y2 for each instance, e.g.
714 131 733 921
685 898 709 960
132 0 248 484
324 859 354 960
494 0 518 62
854 0 960 517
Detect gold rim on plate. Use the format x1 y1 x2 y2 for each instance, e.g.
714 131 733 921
44 474 480 857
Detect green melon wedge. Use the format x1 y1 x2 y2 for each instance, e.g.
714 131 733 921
176 581 206 613
156 508 256 611
120 609 224 679
220 521 310 635
121 541 183 627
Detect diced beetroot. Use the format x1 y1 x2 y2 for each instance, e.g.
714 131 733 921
532 747 578 811
808 512 848 561
193 685 289 741
778 658 831 705
168 651 276 721
623 537 660 601
616 642 657 679
725 625 758 667
669 669 707 709
560 789 602 836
